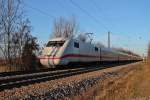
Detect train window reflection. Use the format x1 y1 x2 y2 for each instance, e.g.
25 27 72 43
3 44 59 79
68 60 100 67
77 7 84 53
46 41 65 47
95 47 98 52
74 42 79 48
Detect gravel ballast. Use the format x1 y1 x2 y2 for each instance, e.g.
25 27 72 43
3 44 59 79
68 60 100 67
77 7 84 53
0 63 139 100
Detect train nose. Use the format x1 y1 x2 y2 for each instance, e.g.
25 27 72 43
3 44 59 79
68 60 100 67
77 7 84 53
39 56 60 68
39 56 49 67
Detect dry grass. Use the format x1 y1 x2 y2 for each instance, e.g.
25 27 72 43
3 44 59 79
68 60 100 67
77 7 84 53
125 62 150 99
117 62 150 99
76 62 150 100
0 65 26 72
0 59 25 72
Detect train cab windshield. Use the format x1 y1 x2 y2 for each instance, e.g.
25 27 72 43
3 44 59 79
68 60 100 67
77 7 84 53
46 41 65 47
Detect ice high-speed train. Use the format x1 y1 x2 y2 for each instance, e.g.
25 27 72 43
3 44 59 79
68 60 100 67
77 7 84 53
39 37 141 68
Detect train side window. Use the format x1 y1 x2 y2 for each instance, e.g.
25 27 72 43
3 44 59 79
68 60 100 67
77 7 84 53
95 47 98 52
74 42 79 48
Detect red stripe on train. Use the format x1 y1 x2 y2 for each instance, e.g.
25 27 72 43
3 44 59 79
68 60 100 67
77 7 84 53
39 54 99 60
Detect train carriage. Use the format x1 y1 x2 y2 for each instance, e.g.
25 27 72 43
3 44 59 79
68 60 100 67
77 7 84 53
39 37 142 68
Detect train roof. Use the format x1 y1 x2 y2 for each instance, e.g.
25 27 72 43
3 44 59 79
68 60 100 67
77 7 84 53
102 47 132 56
49 37 68 42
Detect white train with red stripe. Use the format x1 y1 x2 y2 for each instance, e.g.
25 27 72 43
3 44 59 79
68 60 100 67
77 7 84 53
39 37 141 68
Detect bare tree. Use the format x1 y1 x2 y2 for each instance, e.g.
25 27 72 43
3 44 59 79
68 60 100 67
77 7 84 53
52 16 78 38
0 0 22 66
21 35 39 70
0 0 39 70
11 19 39 68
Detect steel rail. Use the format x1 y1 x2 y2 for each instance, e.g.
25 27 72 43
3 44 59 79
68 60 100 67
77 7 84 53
0 66 105 91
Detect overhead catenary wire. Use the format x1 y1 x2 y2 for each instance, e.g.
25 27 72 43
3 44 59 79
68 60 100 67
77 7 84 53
68 0 109 31
91 0 103 13
25 1 111 41
56 0 72 15
88 0 112 48
90 0 113 30
25 1 109 31
90 0 108 22
25 3 55 19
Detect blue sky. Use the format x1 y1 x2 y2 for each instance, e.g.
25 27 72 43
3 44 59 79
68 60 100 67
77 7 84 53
24 0 150 56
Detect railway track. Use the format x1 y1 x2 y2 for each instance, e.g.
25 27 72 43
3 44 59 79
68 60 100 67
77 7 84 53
0 61 139 91
0 66 107 91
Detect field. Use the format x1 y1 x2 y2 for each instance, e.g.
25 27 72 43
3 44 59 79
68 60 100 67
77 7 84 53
78 61 150 100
